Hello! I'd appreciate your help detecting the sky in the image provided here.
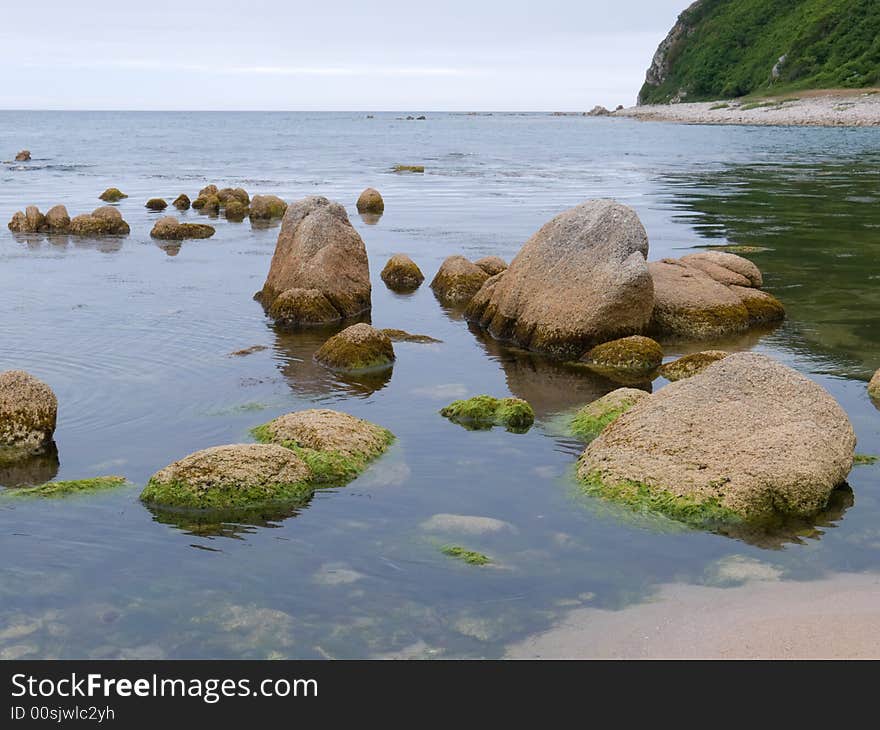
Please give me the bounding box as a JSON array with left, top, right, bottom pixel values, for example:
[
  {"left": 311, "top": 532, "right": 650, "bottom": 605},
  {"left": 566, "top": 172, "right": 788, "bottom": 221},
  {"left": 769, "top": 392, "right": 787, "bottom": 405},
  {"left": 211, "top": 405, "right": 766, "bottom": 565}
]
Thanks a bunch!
[{"left": 0, "top": 1, "right": 686, "bottom": 111}]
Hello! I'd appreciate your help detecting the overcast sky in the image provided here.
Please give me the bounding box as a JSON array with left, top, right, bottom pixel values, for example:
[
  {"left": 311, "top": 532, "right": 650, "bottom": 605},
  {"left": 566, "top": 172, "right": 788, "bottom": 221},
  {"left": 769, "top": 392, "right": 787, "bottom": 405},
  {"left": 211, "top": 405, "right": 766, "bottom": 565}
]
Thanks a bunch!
[{"left": 1, "top": 1, "right": 685, "bottom": 110}]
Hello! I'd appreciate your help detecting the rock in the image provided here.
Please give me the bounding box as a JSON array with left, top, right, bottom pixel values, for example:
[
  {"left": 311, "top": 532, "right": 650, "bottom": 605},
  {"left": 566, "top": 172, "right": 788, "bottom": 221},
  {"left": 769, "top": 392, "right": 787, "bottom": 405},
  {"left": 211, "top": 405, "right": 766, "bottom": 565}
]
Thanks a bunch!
[
  {"left": 99, "top": 188, "right": 127, "bottom": 202},
  {"left": 587, "top": 105, "right": 611, "bottom": 116},
  {"left": 218, "top": 187, "right": 249, "bottom": 206},
  {"left": 69, "top": 207, "right": 130, "bottom": 236},
  {"left": 474, "top": 256, "right": 508, "bottom": 276},
  {"left": 421, "top": 513, "right": 515, "bottom": 535},
  {"left": 43, "top": 205, "right": 70, "bottom": 233},
  {"left": 314, "top": 324, "right": 394, "bottom": 372},
  {"left": 379, "top": 329, "right": 441, "bottom": 344},
  {"left": 869, "top": 369, "right": 880, "bottom": 402},
  {"left": 266, "top": 288, "right": 342, "bottom": 327},
  {"left": 198, "top": 184, "right": 219, "bottom": 198},
  {"left": 466, "top": 200, "right": 654, "bottom": 359},
  {"left": 659, "top": 351, "right": 729, "bottom": 381},
  {"left": 356, "top": 188, "right": 384, "bottom": 214},
  {"left": 581, "top": 336, "right": 663, "bottom": 376},
  {"left": 381, "top": 254, "right": 424, "bottom": 292},
  {"left": 257, "top": 196, "right": 371, "bottom": 325},
  {"left": 11, "top": 476, "right": 127, "bottom": 498},
  {"left": 7, "top": 206, "right": 44, "bottom": 233},
  {"left": 192, "top": 194, "right": 220, "bottom": 214},
  {"left": 0, "top": 371, "right": 58, "bottom": 455},
  {"left": 150, "top": 216, "right": 215, "bottom": 240},
  {"left": 14, "top": 150, "right": 31, "bottom": 162},
  {"left": 172, "top": 194, "right": 191, "bottom": 210},
  {"left": 224, "top": 201, "right": 249, "bottom": 221},
  {"left": 680, "top": 251, "right": 762, "bottom": 287},
  {"left": 249, "top": 195, "right": 287, "bottom": 220},
  {"left": 430, "top": 256, "right": 490, "bottom": 304},
  {"left": 728, "top": 286, "right": 786, "bottom": 326},
  {"left": 140, "top": 444, "right": 313, "bottom": 511},
  {"left": 393, "top": 164, "right": 424, "bottom": 173},
  {"left": 145, "top": 198, "right": 168, "bottom": 211},
  {"left": 578, "top": 353, "right": 856, "bottom": 522},
  {"left": 252, "top": 408, "right": 393, "bottom": 483},
  {"left": 569, "top": 388, "right": 649, "bottom": 438},
  {"left": 440, "top": 395, "right": 535, "bottom": 432}
]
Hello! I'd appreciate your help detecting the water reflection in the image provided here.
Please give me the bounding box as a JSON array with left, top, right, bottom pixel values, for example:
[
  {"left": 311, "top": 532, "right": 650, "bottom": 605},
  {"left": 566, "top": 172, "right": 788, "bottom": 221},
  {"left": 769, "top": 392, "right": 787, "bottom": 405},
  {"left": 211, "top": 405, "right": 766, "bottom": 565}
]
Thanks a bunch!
[
  {"left": 0, "top": 443, "right": 60, "bottom": 488},
  {"left": 143, "top": 500, "right": 310, "bottom": 539}
]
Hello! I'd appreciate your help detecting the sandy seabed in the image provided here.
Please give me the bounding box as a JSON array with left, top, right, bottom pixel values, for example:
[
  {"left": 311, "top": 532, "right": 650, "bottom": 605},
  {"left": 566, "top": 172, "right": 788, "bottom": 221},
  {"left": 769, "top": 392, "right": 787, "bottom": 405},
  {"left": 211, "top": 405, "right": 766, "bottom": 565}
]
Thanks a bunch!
[
  {"left": 507, "top": 569, "right": 880, "bottom": 659},
  {"left": 615, "top": 89, "right": 880, "bottom": 127}
]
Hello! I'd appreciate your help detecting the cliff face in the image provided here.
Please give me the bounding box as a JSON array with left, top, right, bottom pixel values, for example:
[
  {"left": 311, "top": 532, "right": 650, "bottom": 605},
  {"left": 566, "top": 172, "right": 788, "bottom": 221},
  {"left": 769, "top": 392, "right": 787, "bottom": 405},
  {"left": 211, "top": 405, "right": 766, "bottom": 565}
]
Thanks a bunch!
[{"left": 638, "top": 0, "right": 880, "bottom": 105}]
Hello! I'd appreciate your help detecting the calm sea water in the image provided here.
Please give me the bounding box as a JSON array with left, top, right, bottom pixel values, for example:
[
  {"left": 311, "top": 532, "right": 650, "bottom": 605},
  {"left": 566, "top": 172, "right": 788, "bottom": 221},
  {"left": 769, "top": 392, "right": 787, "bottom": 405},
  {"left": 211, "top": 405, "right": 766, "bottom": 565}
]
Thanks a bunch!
[{"left": 0, "top": 112, "right": 878, "bottom": 659}]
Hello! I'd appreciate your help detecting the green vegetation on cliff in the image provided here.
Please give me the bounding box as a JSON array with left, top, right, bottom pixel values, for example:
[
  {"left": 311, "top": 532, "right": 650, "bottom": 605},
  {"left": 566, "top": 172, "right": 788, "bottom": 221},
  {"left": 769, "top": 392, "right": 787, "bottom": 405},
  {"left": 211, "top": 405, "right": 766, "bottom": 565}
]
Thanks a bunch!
[{"left": 639, "top": 0, "right": 880, "bottom": 104}]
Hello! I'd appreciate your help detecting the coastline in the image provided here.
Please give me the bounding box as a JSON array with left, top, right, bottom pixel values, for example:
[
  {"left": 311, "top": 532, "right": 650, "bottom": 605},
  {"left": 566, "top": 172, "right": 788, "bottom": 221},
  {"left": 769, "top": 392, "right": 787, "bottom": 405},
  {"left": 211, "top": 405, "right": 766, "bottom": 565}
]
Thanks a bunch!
[
  {"left": 614, "top": 89, "right": 880, "bottom": 127},
  {"left": 506, "top": 569, "right": 880, "bottom": 659}
]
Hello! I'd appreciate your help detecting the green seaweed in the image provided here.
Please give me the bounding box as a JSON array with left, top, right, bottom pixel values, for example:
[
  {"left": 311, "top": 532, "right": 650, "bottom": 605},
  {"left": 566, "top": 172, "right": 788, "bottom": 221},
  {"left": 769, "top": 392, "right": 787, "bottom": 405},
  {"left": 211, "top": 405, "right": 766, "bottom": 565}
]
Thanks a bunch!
[
  {"left": 570, "top": 406, "right": 630, "bottom": 439},
  {"left": 10, "top": 476, "right": 128, "bottom": 498},
  {"left": 441, "top": 545, "right": 491, "bottom": 565},
  {"left": 440, "top": 395, "right": 534, "bottom": 433},
  {"left": 853, "top": 454, "right": 878, "bottom": 465},
  {"left": 139, "top": 477, "right": 313, "bottom": 512}
]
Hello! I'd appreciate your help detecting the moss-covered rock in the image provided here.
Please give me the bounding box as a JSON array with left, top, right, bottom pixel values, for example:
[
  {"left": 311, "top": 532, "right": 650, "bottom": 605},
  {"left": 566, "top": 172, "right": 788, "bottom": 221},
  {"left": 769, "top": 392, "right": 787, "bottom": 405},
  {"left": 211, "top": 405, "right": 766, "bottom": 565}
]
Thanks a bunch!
[
  {"left": 252, "top": 409, "right": 394, "bottom": 484},
  {"left": 146, "top": 198, "right": 168, "bottom": 211},
  {"left": 249, "top": 195, "right": 288, "bottom": 220},
  {"left": 314, "top": 324, "right": 395, "bottom": 372},
  {"left": 380, "top": 254, "right": 424, "bottom": 292},
  {"left": 44, "top": 205, "right": 71, "bottom": 233},
  {"left": 430, "top": 256, "right": 490, "bottom": 304},
  {"left": 379, "top": 329, "right": 441, "bottom": 344},
  {"left": 10, "top": 476, "right": 127, "bottom": 498},
  {"left": 729, "top": 286, "right": 786, "bottom": 326},
  {"left": 581, "top": 336, "right": 663, "bottom": 376},
  {"left": 440, "top": 395, "right": 535, "bottom": 433},
  {"left": 172, "top": 194, "right": 191, "bottom": 210},
  {"left": 69, "top": 207, "right": 131, "bottom": 236},
  {"left": 474, "top": 256, "right": 508, "bottom": 276},
  {"left": 356, "top": 187, "right": 384, "bottom": 214},
  {"left": 569, "top": 388, "right": 649, "bottom": 438},
  {"left": 266, "top": 288, "right": 342, "bottom": 328},
  {"left": 192, "top": 194, "right": 220, "bottom": 214},
  {"left": 441, "top": 545, "right": 491, "bottom": 565},
  {"left": 99, "top": 188, "right": 128, "bottom": 202},
  {"left": 224, "top": 200, "right": 249, "bottom": 221},
  {"left": 198, "top": 184, "right": 219, "bottom": 198},
  {"left": 659, "top": 351, "right": 730, "bottom": 381},
  {"left": 7, "top": 206, "right": 45, "bottom": 233},
  {"left": 393, "top": 164, "right": 425, "bottom": 173},
  {"left": 150, "top": 217, "right": 215, "bottom": 240},
  {"left": 140, "top": 443, "right": 313, "bottom": 511},
  {"left": 0, "top": 370, "right": 57, "bottom": 455},
  {"left": 218, "top": 187, "right": 250, "bottom": 206}
]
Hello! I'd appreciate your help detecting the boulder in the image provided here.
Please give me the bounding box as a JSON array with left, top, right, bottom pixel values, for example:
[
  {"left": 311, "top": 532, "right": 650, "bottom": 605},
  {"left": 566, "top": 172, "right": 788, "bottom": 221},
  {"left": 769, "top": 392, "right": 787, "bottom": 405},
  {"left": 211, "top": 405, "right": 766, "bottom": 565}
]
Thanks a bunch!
[
  {"left": 314, "top": 324, "right": 394, "bottom": 371},
  {"left": 7, "top": 206, "right": 45, "bottom": 233},
  {"left": 249, "top": 195, "right": 287, "bottom": 220},
  {"left": 356, "top": 188, "right": 384, "bottom": 214},
  {"left": 69, "top": 206, "right": 130, "bottom": 236},
  {"left": 466, "top": 200, "right": 654, "bottom": 359},
  {"left": 224, "top": 200, "right": 249, "bottom": 221},
  {"left": 581, "top": 336, "right": 663, "bottom": 376},
  {"left": 198, "top": 184, "right": 219, "bottom": 198},
  {"left": 150, "top": 216, "right": 215, "bottom": 240},
  {"left": 569, "top": 388, "right": 649, "bottom": 438},
  {"left": 0, "top": 370, "right": 58, "bottom": 455},
  {"left": 218, "top": 187, "right": 249, "bottom": 206},
  {"left": 680, "top": 251, "right": 762, "bottom": 287},
  {"left": 474, "top": 256, "right": 508, "bottom": 276},
  {"left": 145, "top": 198, "right": 168, "bottom": 211},
  {"left": 869, "top": 369, "right": 880, "bottom": 402},
  {"left": 99, "top": 188, "right": 127, "bottom": 202},
  {"left": 14, "top": 150, "right": 31, "bottom": 162},
  {"left": 252, "top": 408, "right": 393, "bottom": 483},
  {"left": 587, "top": 105, "right": 611, "bottom": 116},
  {"left": 172, "top": 194, "right": 191, "bottom": 210},
  {"left": 440, "top": 395, "right": 534, "bottom": 433},
  {"left": 257, "top": 196, "right": 371, "bottom": 325},
  {"left": 192, "top": 194, "right": 220, "bottom": 214},
  {"left": 140, "top": 444, "right": 313, "bottom": 511},
  {"left": 44, "top": 205, "right": 71, "bottom": 233},
  {"left": 578, "top": 353, "right": 856, "bottom": 522},
  {"left": 267, "top": 288, "right": 341, "bottom": 327},
  {"left": 659, "top": 351, "right": 729, "bottom": 381},
  {"left": 381, "top": 254, "right": 424, "bottom": 292},
  {"left": 430, "top": 256, "right": 490, "bottom": 304}
]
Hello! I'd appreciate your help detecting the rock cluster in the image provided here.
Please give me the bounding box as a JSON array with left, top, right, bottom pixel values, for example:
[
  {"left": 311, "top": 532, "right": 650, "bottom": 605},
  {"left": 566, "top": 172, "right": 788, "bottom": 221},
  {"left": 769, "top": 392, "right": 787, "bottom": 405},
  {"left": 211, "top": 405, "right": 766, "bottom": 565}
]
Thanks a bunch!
[{"left": 11, "top": 205, "right": 130, "bottom": 236}]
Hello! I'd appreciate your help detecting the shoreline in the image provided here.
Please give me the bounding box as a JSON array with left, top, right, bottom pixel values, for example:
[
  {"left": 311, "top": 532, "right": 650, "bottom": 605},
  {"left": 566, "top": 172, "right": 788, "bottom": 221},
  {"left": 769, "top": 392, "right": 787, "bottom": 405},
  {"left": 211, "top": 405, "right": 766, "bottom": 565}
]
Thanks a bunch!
[
  {"left": 614, "top": 89, "right": 880, "bottom": 128},
  {"left": 506, "top": 569, "right": 880, "bottom": 659}
]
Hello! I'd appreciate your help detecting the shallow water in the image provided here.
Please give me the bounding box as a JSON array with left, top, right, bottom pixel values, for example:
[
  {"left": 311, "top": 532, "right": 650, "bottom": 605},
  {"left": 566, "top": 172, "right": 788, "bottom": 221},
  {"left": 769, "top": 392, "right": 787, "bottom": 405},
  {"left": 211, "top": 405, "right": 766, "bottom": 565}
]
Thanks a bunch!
[{"left": 0, "top": 112, "right": 878, "bottom": 659}]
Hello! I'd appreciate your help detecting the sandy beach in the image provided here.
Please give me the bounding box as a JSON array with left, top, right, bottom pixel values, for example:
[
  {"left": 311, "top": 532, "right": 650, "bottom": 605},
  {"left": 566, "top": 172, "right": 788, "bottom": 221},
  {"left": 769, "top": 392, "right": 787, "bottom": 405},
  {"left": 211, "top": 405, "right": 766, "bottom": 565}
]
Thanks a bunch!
[
  {"left": 615, "top": 89, "right": 880, "bottom": 127},
  {"left": 507, "top": 567, "right": 880, "bottom": 659}
]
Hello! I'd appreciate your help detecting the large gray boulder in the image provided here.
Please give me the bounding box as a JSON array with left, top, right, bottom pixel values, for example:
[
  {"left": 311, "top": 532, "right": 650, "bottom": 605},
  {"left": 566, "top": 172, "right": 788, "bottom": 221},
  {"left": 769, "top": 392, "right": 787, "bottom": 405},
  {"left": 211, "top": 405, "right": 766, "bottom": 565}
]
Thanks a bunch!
[
  {"left": 257, "top": 196, "right": 371, "bottom": 325},
  {"left": 466, "top": 200, "right": 654, "bottom": 359},
  {"left": 578, "top": 353, "right": 855, "bottom": 522}
]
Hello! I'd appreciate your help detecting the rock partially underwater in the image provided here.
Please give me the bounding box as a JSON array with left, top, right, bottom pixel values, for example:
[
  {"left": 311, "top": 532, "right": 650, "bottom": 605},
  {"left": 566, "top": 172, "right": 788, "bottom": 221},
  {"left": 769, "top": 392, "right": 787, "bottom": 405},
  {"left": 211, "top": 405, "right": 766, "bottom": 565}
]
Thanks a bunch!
[
  {"left": 659, "top": 351, "right": 729, "bottom": 381},
  {"left": 431, "top": 256, "right": 490, "bottom": 305},
  {"left": 356, "top": 187, "right": 384, "bottom": 214},
  {"left": 249, "top": 195, "right": 287, "bottom": 221},
  {"left": 581, "top": 336, "right": 663, "bottom": 380},
  {"left": 0, "top": 370, "right": 58, "bottom": 457},
  {"left": 314, "top": 324, "right": 395, "bottom": 372},
  {"left": 569, "top": 388, "right": 649, "bottom": 439},
  {"left": 440, "top": 395, "right": 535, "bottom": 433},
  {"left": 99, "top": 188, "right": 127, "bottom": 202},
  {"left": 381, "top": 254, "right": 424, "bottom": 292},
  {"left": 150, "top": 217, "right": 215, "bottom": 240}
]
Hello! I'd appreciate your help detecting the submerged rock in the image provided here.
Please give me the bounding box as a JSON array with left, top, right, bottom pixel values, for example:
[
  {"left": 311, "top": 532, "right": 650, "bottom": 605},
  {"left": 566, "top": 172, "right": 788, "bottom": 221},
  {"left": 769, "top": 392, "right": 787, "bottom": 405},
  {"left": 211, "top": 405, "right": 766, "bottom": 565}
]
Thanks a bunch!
[
  {"left": 145, "top": 198, "right": 168, "bottom": 211},
  {"left": 474, "top": 256, "right": 508, "bottom": 276},
  {"left": 440, "top": 395, "right": 535, "bottom": 432},
  {"left": 10, "top": 476, "right": 127, "bottom": 498},
  {"left": 249, "top": 195, "right": 287, "bottom": 220},
  {"left": 381, "top": 254, "right": 424, "bottom": 292},
  {"left": 430, "top": 256, "right": 490, "bottom": 304},
  {"left": 69, "top": 206, "right": 131, "bottom": 236},
  {"left": 99, "top": 188, "right": 127, "bottom": 202},
  {"left": 192, "top": 194, "right": 220, "bottom": 214},
  {"left": 172, "top": 194, "right": 191, "bottom": 210},
  {"left": 356, "top": 188, "right": 384, "bottom": 214},
  {"left": 257, "top": 196, "right": 371, "bottom": 325},
  {"left": 224, "top": 200, "right": 249, "bottom": 221},
  {"left": 198, "top": 184, "right": 219, "bottom": 198},
  {"left": 252, "top": 408, "right": 393, "bottom": 484},
  {"left": 578, "top": 353, "right": 856, "bottom": 523},
  {"left": 150, "top": 216, "right": 215, "bottom": 240},
  {"left": 0, "top": 370, "right": 58, "bottom": 456},
  {"left": 466, "top": 200, "right": 654, "bottom": 359},
  {"left": 581, "top": 336, "right": 663, "bottom": 377},
  {"left": 569, "top": 388, "right": 649, "bottom": 438},
  {"left": 421, "top": 513, "right": 515, "bottom": 535},
  {"left": 379, "top": 329, "right": 441, "bottom": 343},
  {"left": 314, "top": 324, "right": 394, "bottom": 372},
  {"left": 140, "top": 444, "right": 313, "bottom": 511},
  {"left": 393, "top": 164, "right": 424, "bottom": 173},
  {"left": 659, "top": 351, "right": 729, "bottom": 381},
  {"left": 14, "top": 150, "right": 31, "bottom": 162}
]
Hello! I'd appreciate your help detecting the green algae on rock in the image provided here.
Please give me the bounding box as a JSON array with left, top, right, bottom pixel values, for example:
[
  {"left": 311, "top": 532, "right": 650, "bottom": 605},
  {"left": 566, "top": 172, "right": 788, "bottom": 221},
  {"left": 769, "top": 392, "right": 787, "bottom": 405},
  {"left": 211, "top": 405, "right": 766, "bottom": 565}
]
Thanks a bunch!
[
  {"left": 430, "top": 256, "right": 490, "bottom": 305},
  {"left": 440, "top": 395, "right": 535, "bottom": 433},
  {"left": 10, "top": 476, "right": 128, "bottom": 498},
  {"left": 145, "top": 198, "right": 168, "bottom": 211},
  {"left": 853, "top": 454, "right": 878, "bottom": 465},
  {"left": 249, "top": 195, "right": 288, "bottom": 220},
  {"left": 69, "top": 206, "right": 131, "bottom": 236},
  {"left": 356, "top": 187, "right": 384, "bottom": 214},
  {"left": 440, "top": 545, "right": 491, "bottom": 566},
  {"left": 392, "top": 164, "right": 424, "bottom": 173},
  {"left": 581, "top": 335, "right": 663, "bottom": 376},
  {"left": 224, "top": 201, "right": 249, "bottom": 221},
  {"left": 659, "top": 351, "right": 729, "bottom": 381},
  {"left": 314, "top": 324, "right": 395, "bottom": 372},
  {"left": 252, "top": 408, "right": 394, "bottom": 485},
  {"left": 0, "top": 370, "right": 58, "bottom": 455},
  {"left": 98, "top": 188, "right": 128, "bottom": 202},
  {"left": 379, "top": 329, "right": 441, "bottom": 344},
  {"left": 140, "top": 443, "right": 314, "bottom": 511},
  {"left": 267, "top": 288, "right": 342, "bottom": 328},
  {"left": 380, "top": 254, "right": 424, "bottom": 292},
  {"left": 150, "top": 217, "right": 215, "bottom": 240},
  {"left": 172, "top": 194, "right": 191, "bottom": 210},
  {"left": 569, "top": 388, "right": 649, "bottom": 439}
]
